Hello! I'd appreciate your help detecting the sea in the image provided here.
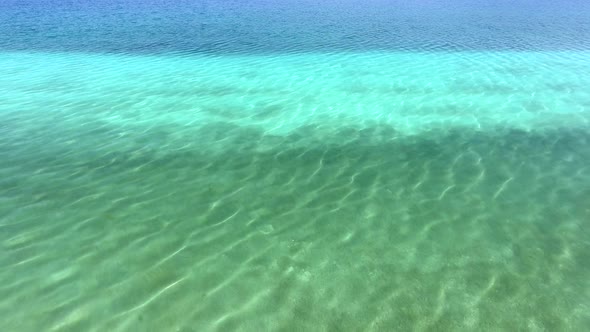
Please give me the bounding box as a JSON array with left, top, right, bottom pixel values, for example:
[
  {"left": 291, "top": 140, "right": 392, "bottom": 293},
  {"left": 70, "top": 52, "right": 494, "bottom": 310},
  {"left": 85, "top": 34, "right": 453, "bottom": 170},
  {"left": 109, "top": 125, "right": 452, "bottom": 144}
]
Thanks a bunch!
[{"left": 1, "top": 0, "right": 590, "bottom": 330}]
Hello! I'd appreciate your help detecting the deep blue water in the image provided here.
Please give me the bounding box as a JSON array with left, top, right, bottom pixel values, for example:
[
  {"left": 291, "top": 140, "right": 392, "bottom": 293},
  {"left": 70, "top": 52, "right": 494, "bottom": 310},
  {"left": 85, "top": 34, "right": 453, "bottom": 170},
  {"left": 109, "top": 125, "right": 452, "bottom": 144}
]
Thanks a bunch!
[{"left": 1, "top": 0, "right": 590, "bottom": 54}]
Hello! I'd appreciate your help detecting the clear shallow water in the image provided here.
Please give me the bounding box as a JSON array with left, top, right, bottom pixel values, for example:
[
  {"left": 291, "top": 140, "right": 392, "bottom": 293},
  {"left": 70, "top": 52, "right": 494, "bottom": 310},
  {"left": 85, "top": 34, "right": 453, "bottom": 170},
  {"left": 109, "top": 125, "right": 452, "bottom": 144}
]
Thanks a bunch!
[{"left": 1, "top": 1, "right": 590, "bottom": 331}]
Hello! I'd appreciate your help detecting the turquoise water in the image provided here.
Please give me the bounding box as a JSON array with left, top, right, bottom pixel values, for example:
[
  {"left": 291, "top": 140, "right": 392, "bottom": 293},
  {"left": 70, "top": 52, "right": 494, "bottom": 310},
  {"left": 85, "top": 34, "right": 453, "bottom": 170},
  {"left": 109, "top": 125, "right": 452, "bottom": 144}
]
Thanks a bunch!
[{"left": 2, "top": 1, "right": 590, "bottom": 331}]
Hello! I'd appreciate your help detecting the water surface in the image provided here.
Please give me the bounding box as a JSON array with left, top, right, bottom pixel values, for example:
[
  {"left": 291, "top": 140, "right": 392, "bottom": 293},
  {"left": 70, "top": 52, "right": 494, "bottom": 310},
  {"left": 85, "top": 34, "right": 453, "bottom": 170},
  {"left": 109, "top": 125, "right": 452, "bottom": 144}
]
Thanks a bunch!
[{"left": 1, "top": 1, "right": 590, "bottom": 331}]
